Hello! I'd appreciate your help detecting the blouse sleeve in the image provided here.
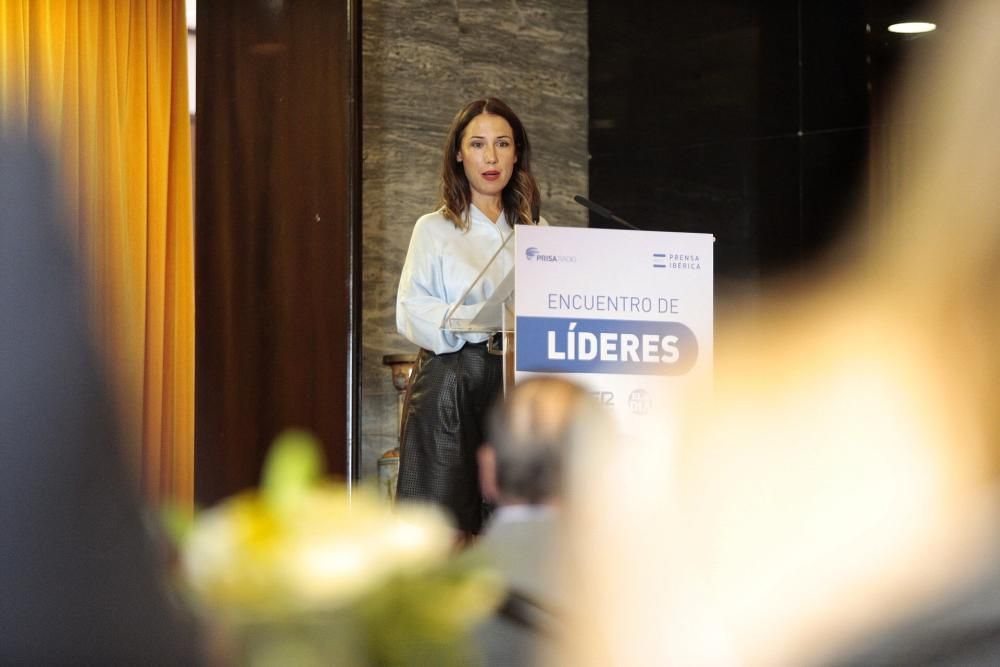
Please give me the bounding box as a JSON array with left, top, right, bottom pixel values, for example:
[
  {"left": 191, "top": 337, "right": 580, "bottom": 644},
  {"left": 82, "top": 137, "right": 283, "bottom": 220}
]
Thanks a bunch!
[{"left": 396, "top": 218, "right": 483, "bottom": 354}]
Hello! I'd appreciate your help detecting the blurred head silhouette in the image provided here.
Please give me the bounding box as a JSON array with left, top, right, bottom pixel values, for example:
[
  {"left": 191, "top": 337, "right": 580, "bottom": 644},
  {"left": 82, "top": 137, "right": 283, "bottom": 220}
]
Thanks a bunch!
[
  {"left": 0, "top": 137, "right": 201, "bottom": 664},
  {"left": 480, "top": 376, "right": 606, "bottom": 507}
]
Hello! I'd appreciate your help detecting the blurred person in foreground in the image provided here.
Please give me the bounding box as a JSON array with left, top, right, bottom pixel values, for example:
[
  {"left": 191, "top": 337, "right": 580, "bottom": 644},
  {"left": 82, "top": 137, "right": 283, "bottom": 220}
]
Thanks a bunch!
[
  {"left": 469, "top": 376, "right": 613, "bottom": 667},
  {"left": 0, "top": 137, "right": 202, "bottom": 664},
  {"left": 562, "top": 1, "right": 1000, "bottom": 665}
]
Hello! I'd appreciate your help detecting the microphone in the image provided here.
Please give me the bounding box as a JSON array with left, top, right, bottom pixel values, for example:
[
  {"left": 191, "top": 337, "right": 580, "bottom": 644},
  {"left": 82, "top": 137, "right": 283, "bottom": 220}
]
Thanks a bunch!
[{"left": 573, "top": 195, "right": 641, "bottom": 231}]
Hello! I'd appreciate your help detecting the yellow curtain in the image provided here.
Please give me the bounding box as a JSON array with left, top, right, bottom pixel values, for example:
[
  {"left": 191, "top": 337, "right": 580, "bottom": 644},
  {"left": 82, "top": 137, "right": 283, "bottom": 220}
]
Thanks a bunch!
[{"left": 0, "top": 0, "right": 194, "bottom": 506}]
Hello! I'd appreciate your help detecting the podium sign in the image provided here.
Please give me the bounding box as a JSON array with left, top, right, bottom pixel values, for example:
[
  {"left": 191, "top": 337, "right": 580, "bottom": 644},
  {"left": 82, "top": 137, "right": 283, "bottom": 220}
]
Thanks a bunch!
[{"left": 515, "top": 225, "right": 713, "bottom": 434}]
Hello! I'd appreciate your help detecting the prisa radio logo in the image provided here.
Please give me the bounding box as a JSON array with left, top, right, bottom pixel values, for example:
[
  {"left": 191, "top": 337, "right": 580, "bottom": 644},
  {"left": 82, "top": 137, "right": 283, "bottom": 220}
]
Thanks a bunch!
[{"left": 525, "top": 246, "right": 577, "bottom": 263}]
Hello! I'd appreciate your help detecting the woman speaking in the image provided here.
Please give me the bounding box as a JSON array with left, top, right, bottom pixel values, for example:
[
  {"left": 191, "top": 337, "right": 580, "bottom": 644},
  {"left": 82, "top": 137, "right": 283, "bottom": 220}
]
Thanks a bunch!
[{"left": 395, "top": 97, "right": 544, "bottom": 541}]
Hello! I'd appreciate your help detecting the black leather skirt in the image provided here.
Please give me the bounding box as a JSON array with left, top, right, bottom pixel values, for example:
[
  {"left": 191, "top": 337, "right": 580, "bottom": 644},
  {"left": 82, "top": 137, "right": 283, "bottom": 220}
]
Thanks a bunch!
[{"left": 396, "top": 342, "right": 502, "bottom": 534}]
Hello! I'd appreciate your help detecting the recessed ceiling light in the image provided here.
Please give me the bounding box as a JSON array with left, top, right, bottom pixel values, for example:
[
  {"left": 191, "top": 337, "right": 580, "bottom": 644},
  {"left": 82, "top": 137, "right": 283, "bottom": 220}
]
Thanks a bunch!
[{"left": 888, "top": 22, "right": 936, "bottom": 34}]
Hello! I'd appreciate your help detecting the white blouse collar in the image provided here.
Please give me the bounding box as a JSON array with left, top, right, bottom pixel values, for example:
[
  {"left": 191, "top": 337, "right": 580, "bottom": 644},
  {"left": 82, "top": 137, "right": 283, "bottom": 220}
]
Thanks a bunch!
[{"left": 469, "top": 203, "right": 510, "bottom": 230}]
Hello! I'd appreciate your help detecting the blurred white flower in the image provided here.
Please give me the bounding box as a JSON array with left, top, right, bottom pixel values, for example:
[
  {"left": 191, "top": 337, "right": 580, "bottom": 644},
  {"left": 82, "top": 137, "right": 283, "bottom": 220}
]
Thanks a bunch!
[{"left": 174, "top": 430, "right": 501, "bottom": 667}]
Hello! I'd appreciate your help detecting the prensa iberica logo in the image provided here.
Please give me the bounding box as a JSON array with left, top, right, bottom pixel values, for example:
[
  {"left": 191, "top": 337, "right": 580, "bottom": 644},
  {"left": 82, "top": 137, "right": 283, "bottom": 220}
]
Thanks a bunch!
[
  {"left": 525, "top": 246, "right": 577, "bottom": 263},
  {"left": 652, "top": 251, "right": 702, "bottom": 270}
]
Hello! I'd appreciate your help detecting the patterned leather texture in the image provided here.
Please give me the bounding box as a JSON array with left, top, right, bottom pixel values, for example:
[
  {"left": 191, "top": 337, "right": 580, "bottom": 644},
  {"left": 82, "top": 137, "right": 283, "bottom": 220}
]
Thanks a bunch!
[{"left": 397, "top": 344, "right": 502, "bottom": 533}]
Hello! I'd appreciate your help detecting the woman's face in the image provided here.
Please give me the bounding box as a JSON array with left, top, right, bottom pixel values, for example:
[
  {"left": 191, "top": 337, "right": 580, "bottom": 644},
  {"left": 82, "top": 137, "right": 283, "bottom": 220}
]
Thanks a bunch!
[{"left": 456, "top": 112, "right": 518, "bottom": 206}]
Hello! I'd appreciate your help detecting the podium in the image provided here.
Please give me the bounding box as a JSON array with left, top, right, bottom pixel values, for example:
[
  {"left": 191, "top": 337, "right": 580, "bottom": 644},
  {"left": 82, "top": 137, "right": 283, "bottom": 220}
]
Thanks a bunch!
[
  {"left": 443, "top": 224, "right": 714, "bottom": 433},
  {"left": 442, "top": 232, "right": 518, "bottom": 397}
]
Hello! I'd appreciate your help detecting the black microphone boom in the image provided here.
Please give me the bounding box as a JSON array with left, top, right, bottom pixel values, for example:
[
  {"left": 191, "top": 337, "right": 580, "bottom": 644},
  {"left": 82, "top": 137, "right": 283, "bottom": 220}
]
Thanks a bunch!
[{"left": 573, "top": 195, "right": 641, "bottom": 231}]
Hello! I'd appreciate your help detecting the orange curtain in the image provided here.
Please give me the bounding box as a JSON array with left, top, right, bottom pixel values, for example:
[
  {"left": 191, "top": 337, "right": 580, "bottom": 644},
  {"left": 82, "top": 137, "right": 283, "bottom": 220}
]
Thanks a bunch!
[{"left": 0, "top": 0, "right": 194, "bottom": 506}]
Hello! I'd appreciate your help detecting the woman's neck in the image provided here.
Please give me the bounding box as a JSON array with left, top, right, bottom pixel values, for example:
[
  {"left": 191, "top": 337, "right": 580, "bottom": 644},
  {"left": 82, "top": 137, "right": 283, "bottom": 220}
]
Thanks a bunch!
[{"left": 472, "top": 195, "right": 503, "bottom": 223}]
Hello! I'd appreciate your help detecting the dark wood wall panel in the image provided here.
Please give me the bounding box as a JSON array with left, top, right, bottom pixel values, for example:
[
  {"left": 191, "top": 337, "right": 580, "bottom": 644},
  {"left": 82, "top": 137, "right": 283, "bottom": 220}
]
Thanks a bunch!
[{"left": 195, "top": 0, "right": 360, "bottom": 504}]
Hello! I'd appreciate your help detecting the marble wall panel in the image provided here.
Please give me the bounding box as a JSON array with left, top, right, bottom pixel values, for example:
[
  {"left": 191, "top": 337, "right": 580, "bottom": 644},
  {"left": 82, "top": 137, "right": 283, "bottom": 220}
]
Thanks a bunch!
[{"left": 360, "top": 0, "right": 588, "bottom": 479}]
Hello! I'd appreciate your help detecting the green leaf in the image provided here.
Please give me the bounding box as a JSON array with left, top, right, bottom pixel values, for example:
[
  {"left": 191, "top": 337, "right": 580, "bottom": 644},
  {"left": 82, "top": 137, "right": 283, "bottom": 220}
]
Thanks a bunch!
[
  {"left": 159, "top": 501, "right": 197, "bottom": 546},
  {"left": 261, "top": 429, "right": 324, "bottom": 514}
]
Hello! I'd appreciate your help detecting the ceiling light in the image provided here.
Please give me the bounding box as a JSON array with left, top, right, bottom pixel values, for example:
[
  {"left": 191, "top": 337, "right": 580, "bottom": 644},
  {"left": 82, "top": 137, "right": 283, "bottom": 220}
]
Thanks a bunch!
[{"left": 888, "top": 22, "right": 936, "bottom": 34}]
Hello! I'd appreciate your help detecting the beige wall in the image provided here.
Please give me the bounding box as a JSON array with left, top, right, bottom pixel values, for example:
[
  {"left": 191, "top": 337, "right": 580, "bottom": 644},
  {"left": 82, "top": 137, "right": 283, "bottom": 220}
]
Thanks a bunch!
[{"left": 360, "top": 0, "right": 589, "bottom": 478}]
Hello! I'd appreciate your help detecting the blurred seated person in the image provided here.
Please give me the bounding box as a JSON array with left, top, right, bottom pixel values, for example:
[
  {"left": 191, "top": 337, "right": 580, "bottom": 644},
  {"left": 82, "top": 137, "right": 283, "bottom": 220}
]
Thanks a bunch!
[
  {"left": 0, "top": 137, "right": 202, "bottom": 664},
  {"left": 469, "top": 376, "right": 612, "bottom": 667}
]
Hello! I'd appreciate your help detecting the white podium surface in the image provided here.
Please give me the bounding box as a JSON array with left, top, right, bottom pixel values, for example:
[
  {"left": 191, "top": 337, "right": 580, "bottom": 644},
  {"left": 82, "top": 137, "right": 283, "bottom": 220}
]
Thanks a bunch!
[{"left": 514, "top": 225, "right": 714, "bottom": 435}]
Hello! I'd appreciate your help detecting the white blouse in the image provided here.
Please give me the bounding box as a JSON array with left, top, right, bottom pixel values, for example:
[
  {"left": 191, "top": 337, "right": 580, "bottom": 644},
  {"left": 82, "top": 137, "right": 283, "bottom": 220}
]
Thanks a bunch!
[{"left": 397, "top": 205, "right": 535, "bottom": 354}]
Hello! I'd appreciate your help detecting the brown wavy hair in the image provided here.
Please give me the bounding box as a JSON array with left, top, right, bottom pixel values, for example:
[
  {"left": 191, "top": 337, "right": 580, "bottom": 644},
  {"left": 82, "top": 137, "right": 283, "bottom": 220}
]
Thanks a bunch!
[{"left": 439, "top": 97, "right": 541, "bottom": 230}]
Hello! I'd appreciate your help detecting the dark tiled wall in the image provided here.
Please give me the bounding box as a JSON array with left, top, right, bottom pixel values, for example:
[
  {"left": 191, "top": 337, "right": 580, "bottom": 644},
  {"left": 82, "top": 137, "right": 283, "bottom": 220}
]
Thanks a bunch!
[{"left": 589, "top": 0, "right": 936, "bottom": 288}]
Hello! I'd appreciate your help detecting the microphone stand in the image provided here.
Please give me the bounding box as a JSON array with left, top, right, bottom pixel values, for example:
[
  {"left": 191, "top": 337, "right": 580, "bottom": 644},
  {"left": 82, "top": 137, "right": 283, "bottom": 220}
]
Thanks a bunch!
[{"left": 573, "top": 195, "right": 641, "bottom": 231}]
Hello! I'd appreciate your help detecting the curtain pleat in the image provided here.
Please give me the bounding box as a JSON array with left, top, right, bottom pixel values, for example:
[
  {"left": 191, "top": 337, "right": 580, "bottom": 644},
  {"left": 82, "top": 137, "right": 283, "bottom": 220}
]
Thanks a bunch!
[{"left": 0, "top": 0, "right": 194, "bottom": 506}]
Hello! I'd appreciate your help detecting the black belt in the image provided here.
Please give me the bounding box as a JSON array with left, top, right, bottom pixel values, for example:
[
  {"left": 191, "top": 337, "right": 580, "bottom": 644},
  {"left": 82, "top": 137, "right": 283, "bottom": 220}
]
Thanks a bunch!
[{"left": 456, "top": 332, "right": 504, "bottom": 353}]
